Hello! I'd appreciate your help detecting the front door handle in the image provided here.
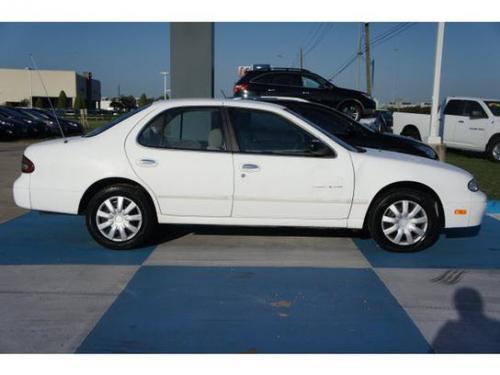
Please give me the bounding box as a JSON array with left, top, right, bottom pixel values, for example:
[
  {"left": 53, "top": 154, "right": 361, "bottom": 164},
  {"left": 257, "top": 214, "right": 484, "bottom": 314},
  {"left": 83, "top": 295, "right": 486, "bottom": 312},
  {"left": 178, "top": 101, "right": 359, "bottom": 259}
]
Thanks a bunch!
[
  {"left": 241, "top": 163, "right": 260, "bottom": 172},
  {"left": 458, "top": 120, "right": 464, "bottom": 123},
  {"left": 302, "top": 91, "right": 310, "bottom": 95},
  {"left": 137, "top": 158, "right": 158, "bottom": 167},
  {"left": 267, "top": 88, "right": 276, "bottom": 92}
]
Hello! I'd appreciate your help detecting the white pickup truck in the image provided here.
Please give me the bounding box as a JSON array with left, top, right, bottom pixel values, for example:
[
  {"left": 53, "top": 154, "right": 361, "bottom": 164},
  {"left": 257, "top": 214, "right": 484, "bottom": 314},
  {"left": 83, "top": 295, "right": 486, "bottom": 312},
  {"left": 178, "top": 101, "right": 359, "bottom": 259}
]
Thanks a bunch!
[{"left": 393, "top": 97, "right": 500, "bottom": 161}]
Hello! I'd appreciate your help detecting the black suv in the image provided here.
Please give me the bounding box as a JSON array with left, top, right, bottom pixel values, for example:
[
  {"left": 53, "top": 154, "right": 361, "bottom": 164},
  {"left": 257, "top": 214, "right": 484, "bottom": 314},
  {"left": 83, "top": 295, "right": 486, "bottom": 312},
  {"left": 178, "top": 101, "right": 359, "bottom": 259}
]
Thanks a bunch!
[{"left": 233, "top": 67, "right": 376, "bottom": 121}]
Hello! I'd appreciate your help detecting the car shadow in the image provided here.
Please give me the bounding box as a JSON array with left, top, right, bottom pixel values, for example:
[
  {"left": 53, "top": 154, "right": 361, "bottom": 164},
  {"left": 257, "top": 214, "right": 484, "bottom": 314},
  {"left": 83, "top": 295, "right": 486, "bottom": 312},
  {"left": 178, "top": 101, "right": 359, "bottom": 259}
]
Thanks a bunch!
[
  {"left": 147, "top": 223, "right": 369, "bottom": 246},
  {"left": 432, "top": 287, "right": 500, "bottom": 353}
]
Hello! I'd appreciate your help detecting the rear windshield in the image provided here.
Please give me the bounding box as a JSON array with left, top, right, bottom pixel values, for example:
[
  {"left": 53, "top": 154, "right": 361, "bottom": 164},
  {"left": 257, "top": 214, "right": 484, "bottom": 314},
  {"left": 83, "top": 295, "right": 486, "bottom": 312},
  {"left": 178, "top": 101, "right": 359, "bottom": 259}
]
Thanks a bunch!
[{"left": 84, "top": 104, "right": 152, "bottom": 137}]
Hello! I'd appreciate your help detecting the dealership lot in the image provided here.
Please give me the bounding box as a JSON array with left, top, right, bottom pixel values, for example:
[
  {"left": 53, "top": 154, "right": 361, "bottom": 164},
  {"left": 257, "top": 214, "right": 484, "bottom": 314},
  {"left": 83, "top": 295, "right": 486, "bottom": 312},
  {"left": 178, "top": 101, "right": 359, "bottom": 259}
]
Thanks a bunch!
[{"left": 1, "top": 142, "right": 500, "bottom": 353}]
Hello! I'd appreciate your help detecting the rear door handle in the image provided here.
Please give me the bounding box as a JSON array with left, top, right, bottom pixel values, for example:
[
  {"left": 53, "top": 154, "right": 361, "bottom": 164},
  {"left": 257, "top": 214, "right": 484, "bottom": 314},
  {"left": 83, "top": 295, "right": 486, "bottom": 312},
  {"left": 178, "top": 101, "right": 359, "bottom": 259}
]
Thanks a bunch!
[
  {"left": 137, "top": 158, "right": 158, "bottom": 167},
  {"left": 241, "top": 163, "right": 260, "bottom": 172}
]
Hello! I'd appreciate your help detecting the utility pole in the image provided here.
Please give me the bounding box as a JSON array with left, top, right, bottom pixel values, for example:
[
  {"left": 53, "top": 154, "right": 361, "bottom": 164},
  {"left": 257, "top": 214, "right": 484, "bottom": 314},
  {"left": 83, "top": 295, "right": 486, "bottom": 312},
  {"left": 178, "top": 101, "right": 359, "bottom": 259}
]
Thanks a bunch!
[
  {"left": 299, "top": 47, "right": 304, "bottom": 69},
  {"left": 364, "top": 23, "right": 372, "bottom": 95},
  {"left": 428, "top": 22, "right": 446, "bottom": 160},
  {"left": 356, "top": 25, "right": 362, "bottom": 90}
]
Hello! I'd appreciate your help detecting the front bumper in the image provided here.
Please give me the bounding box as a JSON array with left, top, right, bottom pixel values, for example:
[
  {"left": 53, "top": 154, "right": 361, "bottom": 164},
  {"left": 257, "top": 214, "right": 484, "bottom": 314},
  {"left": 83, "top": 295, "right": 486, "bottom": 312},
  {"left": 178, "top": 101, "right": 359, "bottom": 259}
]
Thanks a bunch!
[{"left": 443, "top": 191, "right": 487, "bottom": 229}]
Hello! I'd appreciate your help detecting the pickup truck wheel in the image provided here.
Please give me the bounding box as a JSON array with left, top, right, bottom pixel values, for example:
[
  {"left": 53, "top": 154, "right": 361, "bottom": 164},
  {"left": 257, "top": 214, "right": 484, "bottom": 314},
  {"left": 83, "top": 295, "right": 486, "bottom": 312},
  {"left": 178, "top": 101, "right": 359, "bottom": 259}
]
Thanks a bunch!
[
  {"left": 339, "top": 102, "right": 363, "bottom": 121},
  {"left": 86, "top": 184, "right": 156, "bottom": 250},
  {"left": 368, "top": 189, "right": 441, "bottom": 252},
  {"left": 486, "top": 137, "right": 500, "bottom": 162},
  {"left": 401, "top": 126, "right": 421, "bottom": 141}
]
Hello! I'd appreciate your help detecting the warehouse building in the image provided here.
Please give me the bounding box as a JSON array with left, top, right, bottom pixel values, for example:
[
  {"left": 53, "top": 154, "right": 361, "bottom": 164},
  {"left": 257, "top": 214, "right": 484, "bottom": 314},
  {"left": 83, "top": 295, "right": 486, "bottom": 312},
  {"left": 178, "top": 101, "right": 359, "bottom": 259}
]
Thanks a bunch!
[{"left": 0, "top": 68, "right": 101, "bottom": 109}]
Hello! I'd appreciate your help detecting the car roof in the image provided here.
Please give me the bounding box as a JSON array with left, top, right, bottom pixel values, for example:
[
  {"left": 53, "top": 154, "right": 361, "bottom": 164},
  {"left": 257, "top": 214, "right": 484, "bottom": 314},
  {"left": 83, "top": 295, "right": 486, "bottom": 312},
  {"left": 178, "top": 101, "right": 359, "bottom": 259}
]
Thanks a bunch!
[
  {"left": 149, "top": 98, "right": 287, "bottom": 111},
  {"left": 447, "top": 96, "right": 500, "bottom": 102}
]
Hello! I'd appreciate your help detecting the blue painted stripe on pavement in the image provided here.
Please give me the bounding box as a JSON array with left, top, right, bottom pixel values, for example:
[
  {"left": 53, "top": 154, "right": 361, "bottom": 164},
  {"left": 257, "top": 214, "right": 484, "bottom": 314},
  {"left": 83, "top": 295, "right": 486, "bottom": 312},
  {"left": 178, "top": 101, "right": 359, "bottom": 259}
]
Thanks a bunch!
[
  {"left": 77, "top": 266, "right": 431, "bottom": 353},
  {"left": 354, "top": 215, "right": 500, "bottom": 269},
  {"left": 487, "top": 201, "right": 500, "bottom": 214},
  {"left": 0, "top": 212, "right": 154, "bottom": 265}
]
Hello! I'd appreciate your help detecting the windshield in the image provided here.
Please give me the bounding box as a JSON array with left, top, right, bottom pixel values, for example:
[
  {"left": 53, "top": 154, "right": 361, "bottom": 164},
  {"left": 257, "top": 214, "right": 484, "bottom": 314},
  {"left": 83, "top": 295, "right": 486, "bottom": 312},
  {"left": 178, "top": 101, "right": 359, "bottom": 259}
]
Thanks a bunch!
[
  {"left": 485, "top": 101, "right": 500, "bottom": 116},
  {"left": 84, "top": 104, "right": 152, "bottom": 137},
  {"left": 282, "top": 102, "right": 374, "bottom": 138}
]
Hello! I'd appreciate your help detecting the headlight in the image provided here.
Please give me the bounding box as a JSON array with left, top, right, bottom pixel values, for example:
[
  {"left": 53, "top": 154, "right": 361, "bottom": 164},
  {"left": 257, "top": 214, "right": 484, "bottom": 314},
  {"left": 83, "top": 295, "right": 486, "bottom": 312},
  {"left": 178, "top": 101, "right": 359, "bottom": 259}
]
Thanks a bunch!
[
  {"left": 468, "top": 179, "right": 479, "bottom": 192},
  {"left": 415, "top": 144, "right": 438, "bottom": 159}
]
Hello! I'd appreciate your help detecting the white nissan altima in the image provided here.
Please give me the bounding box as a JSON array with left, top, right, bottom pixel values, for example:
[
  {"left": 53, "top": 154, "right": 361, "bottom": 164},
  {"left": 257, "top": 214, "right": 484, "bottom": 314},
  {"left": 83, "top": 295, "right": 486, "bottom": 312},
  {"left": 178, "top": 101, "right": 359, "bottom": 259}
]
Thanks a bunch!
[{"left": 13, "top": 99, "right": 487, "bottom": 252}]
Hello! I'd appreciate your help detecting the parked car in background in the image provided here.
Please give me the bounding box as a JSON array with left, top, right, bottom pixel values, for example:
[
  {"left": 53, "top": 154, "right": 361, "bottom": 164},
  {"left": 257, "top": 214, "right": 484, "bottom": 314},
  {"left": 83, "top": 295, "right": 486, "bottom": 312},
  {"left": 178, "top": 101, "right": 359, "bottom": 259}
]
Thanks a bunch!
[
  {"left": 250, "top": 97, "right": 438, "bottom": 160},
  {"left": 393, "top": 97, "right": 500, "bottom": 162},
  {"left": 25, "top": 108, "right": 83, "bottom": 136},
  {"left": 0, "top": 115, "right": 22, "bottom": 140},
  {"left": 0, "top": 107, "right": 46, "bottom": 138},
  {"left": 14, "top": 99, "right": 485, "bottom": 253},
  {"left": 233, "top": 67, "right": 376, "bottom": 121}
]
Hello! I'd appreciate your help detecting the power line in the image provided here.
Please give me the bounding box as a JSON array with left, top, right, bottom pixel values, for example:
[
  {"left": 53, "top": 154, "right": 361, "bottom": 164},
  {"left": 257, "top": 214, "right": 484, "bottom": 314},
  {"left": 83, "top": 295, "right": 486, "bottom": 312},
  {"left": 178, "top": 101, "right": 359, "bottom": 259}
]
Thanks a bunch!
[{"left": 327, "top": 23, "right": 416, "bottom": 81}]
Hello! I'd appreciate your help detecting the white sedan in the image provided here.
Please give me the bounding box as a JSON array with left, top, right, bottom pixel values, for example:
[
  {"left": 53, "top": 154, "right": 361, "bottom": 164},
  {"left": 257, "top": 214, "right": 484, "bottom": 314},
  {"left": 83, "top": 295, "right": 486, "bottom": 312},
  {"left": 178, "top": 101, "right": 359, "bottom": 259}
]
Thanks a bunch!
[{"left": 13, "top": 99, "right": 487, "bottom": 252}]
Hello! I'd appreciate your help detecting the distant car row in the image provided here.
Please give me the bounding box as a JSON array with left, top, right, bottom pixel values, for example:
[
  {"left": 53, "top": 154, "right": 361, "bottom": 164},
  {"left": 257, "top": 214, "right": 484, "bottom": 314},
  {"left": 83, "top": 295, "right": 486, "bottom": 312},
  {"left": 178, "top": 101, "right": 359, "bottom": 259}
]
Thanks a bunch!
[{"left": 0, "top": 106, "right": 83, "bottom": 140}]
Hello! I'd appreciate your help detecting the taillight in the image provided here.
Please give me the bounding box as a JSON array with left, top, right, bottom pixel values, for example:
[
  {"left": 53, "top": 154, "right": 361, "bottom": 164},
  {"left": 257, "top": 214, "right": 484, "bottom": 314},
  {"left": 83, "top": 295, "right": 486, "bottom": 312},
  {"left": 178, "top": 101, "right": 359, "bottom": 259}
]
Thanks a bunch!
[
  {"left": 21, "top": 155, "right": 35, "bottom": 174},
  {"left": 233, "top": 83, "right": 249, "bottom": 95}
]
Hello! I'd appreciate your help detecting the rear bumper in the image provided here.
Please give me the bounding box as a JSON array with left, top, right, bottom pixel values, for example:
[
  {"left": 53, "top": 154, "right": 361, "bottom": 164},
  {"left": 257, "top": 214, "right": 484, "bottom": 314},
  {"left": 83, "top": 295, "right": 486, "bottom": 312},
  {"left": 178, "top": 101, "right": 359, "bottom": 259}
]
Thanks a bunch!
[{"left": 13, "top": 174, "right": 31, "bottom": 209}]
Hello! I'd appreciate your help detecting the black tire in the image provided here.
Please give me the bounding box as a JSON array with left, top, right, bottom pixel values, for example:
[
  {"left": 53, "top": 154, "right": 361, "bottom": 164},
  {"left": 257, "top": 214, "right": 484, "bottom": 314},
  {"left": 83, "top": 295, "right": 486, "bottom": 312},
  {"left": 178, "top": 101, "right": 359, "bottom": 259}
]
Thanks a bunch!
[
  {"left": 85, "top": 184, "right": 157, "bottom": 250},
  {"left": 368, "top": 188, "right": 441, "bottom": 252},
  {"left": 338, "top": 101, "right": 363, "bottom": 121},
  {"left": 486, "top": 137, "right": 500, "bottom": 162},
  {"left": 401, "top": 126, "right": 421, "bottom": 141}
]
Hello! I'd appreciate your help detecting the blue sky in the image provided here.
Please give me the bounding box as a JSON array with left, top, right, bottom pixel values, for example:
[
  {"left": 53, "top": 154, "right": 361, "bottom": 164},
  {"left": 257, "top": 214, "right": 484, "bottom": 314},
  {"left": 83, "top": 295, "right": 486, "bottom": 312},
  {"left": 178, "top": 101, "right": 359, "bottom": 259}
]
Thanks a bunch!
[{"left": 0, "top": 22, "right": 499, "bottom": 103}]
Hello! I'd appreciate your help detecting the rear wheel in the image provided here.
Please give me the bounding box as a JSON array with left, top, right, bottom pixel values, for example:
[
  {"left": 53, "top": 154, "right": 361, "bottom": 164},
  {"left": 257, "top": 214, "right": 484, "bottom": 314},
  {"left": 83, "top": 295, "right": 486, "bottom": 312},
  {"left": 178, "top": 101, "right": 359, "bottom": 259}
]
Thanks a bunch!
[
  {"left": 486, "top": 137, "right": 500, "bottom": 162},
  {"left": 368, "top": 188, "right": 441, "bottom": 252},
  {"left": 401, "top": 126, "right": 421, "bottom": 141},
  {"left": 86, "top": 184, "right": 156, "bottom": 250}
]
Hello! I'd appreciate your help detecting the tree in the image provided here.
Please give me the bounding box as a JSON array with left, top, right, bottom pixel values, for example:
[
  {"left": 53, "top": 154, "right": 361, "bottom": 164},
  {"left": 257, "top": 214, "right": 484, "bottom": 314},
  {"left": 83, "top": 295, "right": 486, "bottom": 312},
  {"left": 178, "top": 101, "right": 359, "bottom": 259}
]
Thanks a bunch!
[
  {"left": 138, "top": 93, "right": 148, "bottom": 107},
  {"left": 73, "top": 94, "right": 85, "bottom": 111},
  {"left": 57, "top": 90, "right": 68, "bottom": 109},
  {"left": 34, "top": 97, "right": 44, "bottom": 108},
  {"left": 120, "top": 95, "right": 137, "bottom": 111},
  {"left": 19, "top": 98, "right": 30, "bottom": 106}
]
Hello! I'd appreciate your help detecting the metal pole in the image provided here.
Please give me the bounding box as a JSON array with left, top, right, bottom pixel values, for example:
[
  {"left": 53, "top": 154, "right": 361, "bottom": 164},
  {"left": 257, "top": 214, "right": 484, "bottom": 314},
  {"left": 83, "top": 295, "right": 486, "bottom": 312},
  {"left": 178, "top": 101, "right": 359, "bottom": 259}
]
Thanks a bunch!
[
  {"left": 160, "top": 71, "right": 169, "bottom": 100},
  {"left": 428, "top": 22, "right": 446, "bottom": 159},
  {"left": 299, "top": 48, "right": 303, "bottom": 69},
  {"left": 364, "top": 23, "right": 372, "bottom": 95}
]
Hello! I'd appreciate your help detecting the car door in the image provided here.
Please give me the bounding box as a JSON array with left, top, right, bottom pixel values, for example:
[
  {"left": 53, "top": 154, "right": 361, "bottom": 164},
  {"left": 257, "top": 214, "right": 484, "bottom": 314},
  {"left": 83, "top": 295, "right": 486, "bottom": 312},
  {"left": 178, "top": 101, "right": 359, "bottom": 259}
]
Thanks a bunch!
[
  {"left": 299, "top": 73, "right": 329, "bottom": 105},
  {"left": 125, "top": 106, "right": 234, "bottom": 217},
  {"left": 453, "top": 100, "right": 490, "bottom": 149},
  {"left": 226, "top": 106, "right": 354, "bottom": 220},
  {"left": 442, "top": 99, "right": 466, "bottom": 147},
  {"left": 260, "top": 72, "right": 302, "bottom": 98}
]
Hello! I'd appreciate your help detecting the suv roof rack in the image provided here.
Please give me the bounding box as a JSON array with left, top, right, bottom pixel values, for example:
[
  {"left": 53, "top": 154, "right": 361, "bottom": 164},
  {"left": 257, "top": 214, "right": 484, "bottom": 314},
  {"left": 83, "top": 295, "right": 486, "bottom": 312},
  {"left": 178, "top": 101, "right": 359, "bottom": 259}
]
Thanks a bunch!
[{"left": 249, "top": 66, "right": 311, "bottom": 73}]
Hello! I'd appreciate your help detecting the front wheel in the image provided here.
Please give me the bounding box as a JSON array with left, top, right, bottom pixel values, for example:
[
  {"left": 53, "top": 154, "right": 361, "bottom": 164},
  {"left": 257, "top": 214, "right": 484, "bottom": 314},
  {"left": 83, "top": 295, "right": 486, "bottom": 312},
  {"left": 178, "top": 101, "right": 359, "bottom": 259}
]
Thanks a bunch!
[
  {"left": 338, "top": 101, "right": 363, "bottom": 121},
  {"left": 368, "top": 189, "right": 441, "bottom": 252},
  {"left": 86, "top": 184, "right": 157, "bottom": 250}
]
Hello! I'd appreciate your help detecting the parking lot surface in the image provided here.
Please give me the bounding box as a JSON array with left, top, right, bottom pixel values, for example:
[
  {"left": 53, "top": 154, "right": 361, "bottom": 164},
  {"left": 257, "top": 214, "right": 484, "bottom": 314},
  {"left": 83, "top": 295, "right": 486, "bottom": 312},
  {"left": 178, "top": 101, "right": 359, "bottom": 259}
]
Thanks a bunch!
[{"left": 1, "top": 142, "right": 500, "bottom": 353}]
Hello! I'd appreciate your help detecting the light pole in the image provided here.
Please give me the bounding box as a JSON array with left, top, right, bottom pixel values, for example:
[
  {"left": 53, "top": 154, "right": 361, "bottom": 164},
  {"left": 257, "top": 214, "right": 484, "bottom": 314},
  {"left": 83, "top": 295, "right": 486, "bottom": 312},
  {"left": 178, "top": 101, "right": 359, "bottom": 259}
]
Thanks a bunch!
[
  {"left": 160, "top": 71, "right": 169, "bottom": 100},
  {"left": 428, "top": 22, "right": 446, "bottom": 160},
  {"left": 393, "top": 48, "right": 399, "bottom": 109}
]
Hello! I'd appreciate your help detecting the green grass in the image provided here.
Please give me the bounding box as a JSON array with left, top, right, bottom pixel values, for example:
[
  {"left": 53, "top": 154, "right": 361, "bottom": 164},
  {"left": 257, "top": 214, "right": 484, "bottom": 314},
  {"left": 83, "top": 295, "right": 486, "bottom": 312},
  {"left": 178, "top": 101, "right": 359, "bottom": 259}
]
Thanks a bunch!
[{"left": 446, "top": 150, "right": 500, "bottom": 200}]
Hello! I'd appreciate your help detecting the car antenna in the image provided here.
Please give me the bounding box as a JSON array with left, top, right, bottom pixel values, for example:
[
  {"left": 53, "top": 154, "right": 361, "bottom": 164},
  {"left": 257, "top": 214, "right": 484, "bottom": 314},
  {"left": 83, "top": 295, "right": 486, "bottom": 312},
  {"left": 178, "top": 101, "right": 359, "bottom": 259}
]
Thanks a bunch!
[
  {"left": 29, "top": 54, "right": 67, "bottom": 143},
  {"left": 220, "top": 89, "right": 227, "bottom": 98}
]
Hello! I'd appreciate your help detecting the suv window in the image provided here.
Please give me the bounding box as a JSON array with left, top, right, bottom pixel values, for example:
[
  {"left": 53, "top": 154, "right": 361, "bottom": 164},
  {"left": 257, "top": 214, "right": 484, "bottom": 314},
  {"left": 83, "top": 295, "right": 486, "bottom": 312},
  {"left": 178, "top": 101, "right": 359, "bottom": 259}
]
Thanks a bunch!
[
  {"left": 463, "top": 101, "right": 487, "bottom": 118},
  {"left": 138, "top": 107, "right": 226, "bottom": 151},
  {"left": 302, "top": 76, "right": 323, "bottom": 89},
  {"left": 228, "top": 108, "right": 323, "bottom": 156},
  {"left": 252, "top": 73, "right": 301, "bottom": 86}
]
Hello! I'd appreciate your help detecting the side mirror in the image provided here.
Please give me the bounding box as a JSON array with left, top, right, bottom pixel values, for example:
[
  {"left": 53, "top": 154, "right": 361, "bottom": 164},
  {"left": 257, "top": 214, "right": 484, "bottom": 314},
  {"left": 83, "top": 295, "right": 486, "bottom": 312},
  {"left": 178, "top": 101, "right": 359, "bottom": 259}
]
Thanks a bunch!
[
  {"left": 470, "top": 110, "right": 486, "bottom": 119},
  {"left": 310, "top": 139, "right": 334, "bottom": 157}
]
